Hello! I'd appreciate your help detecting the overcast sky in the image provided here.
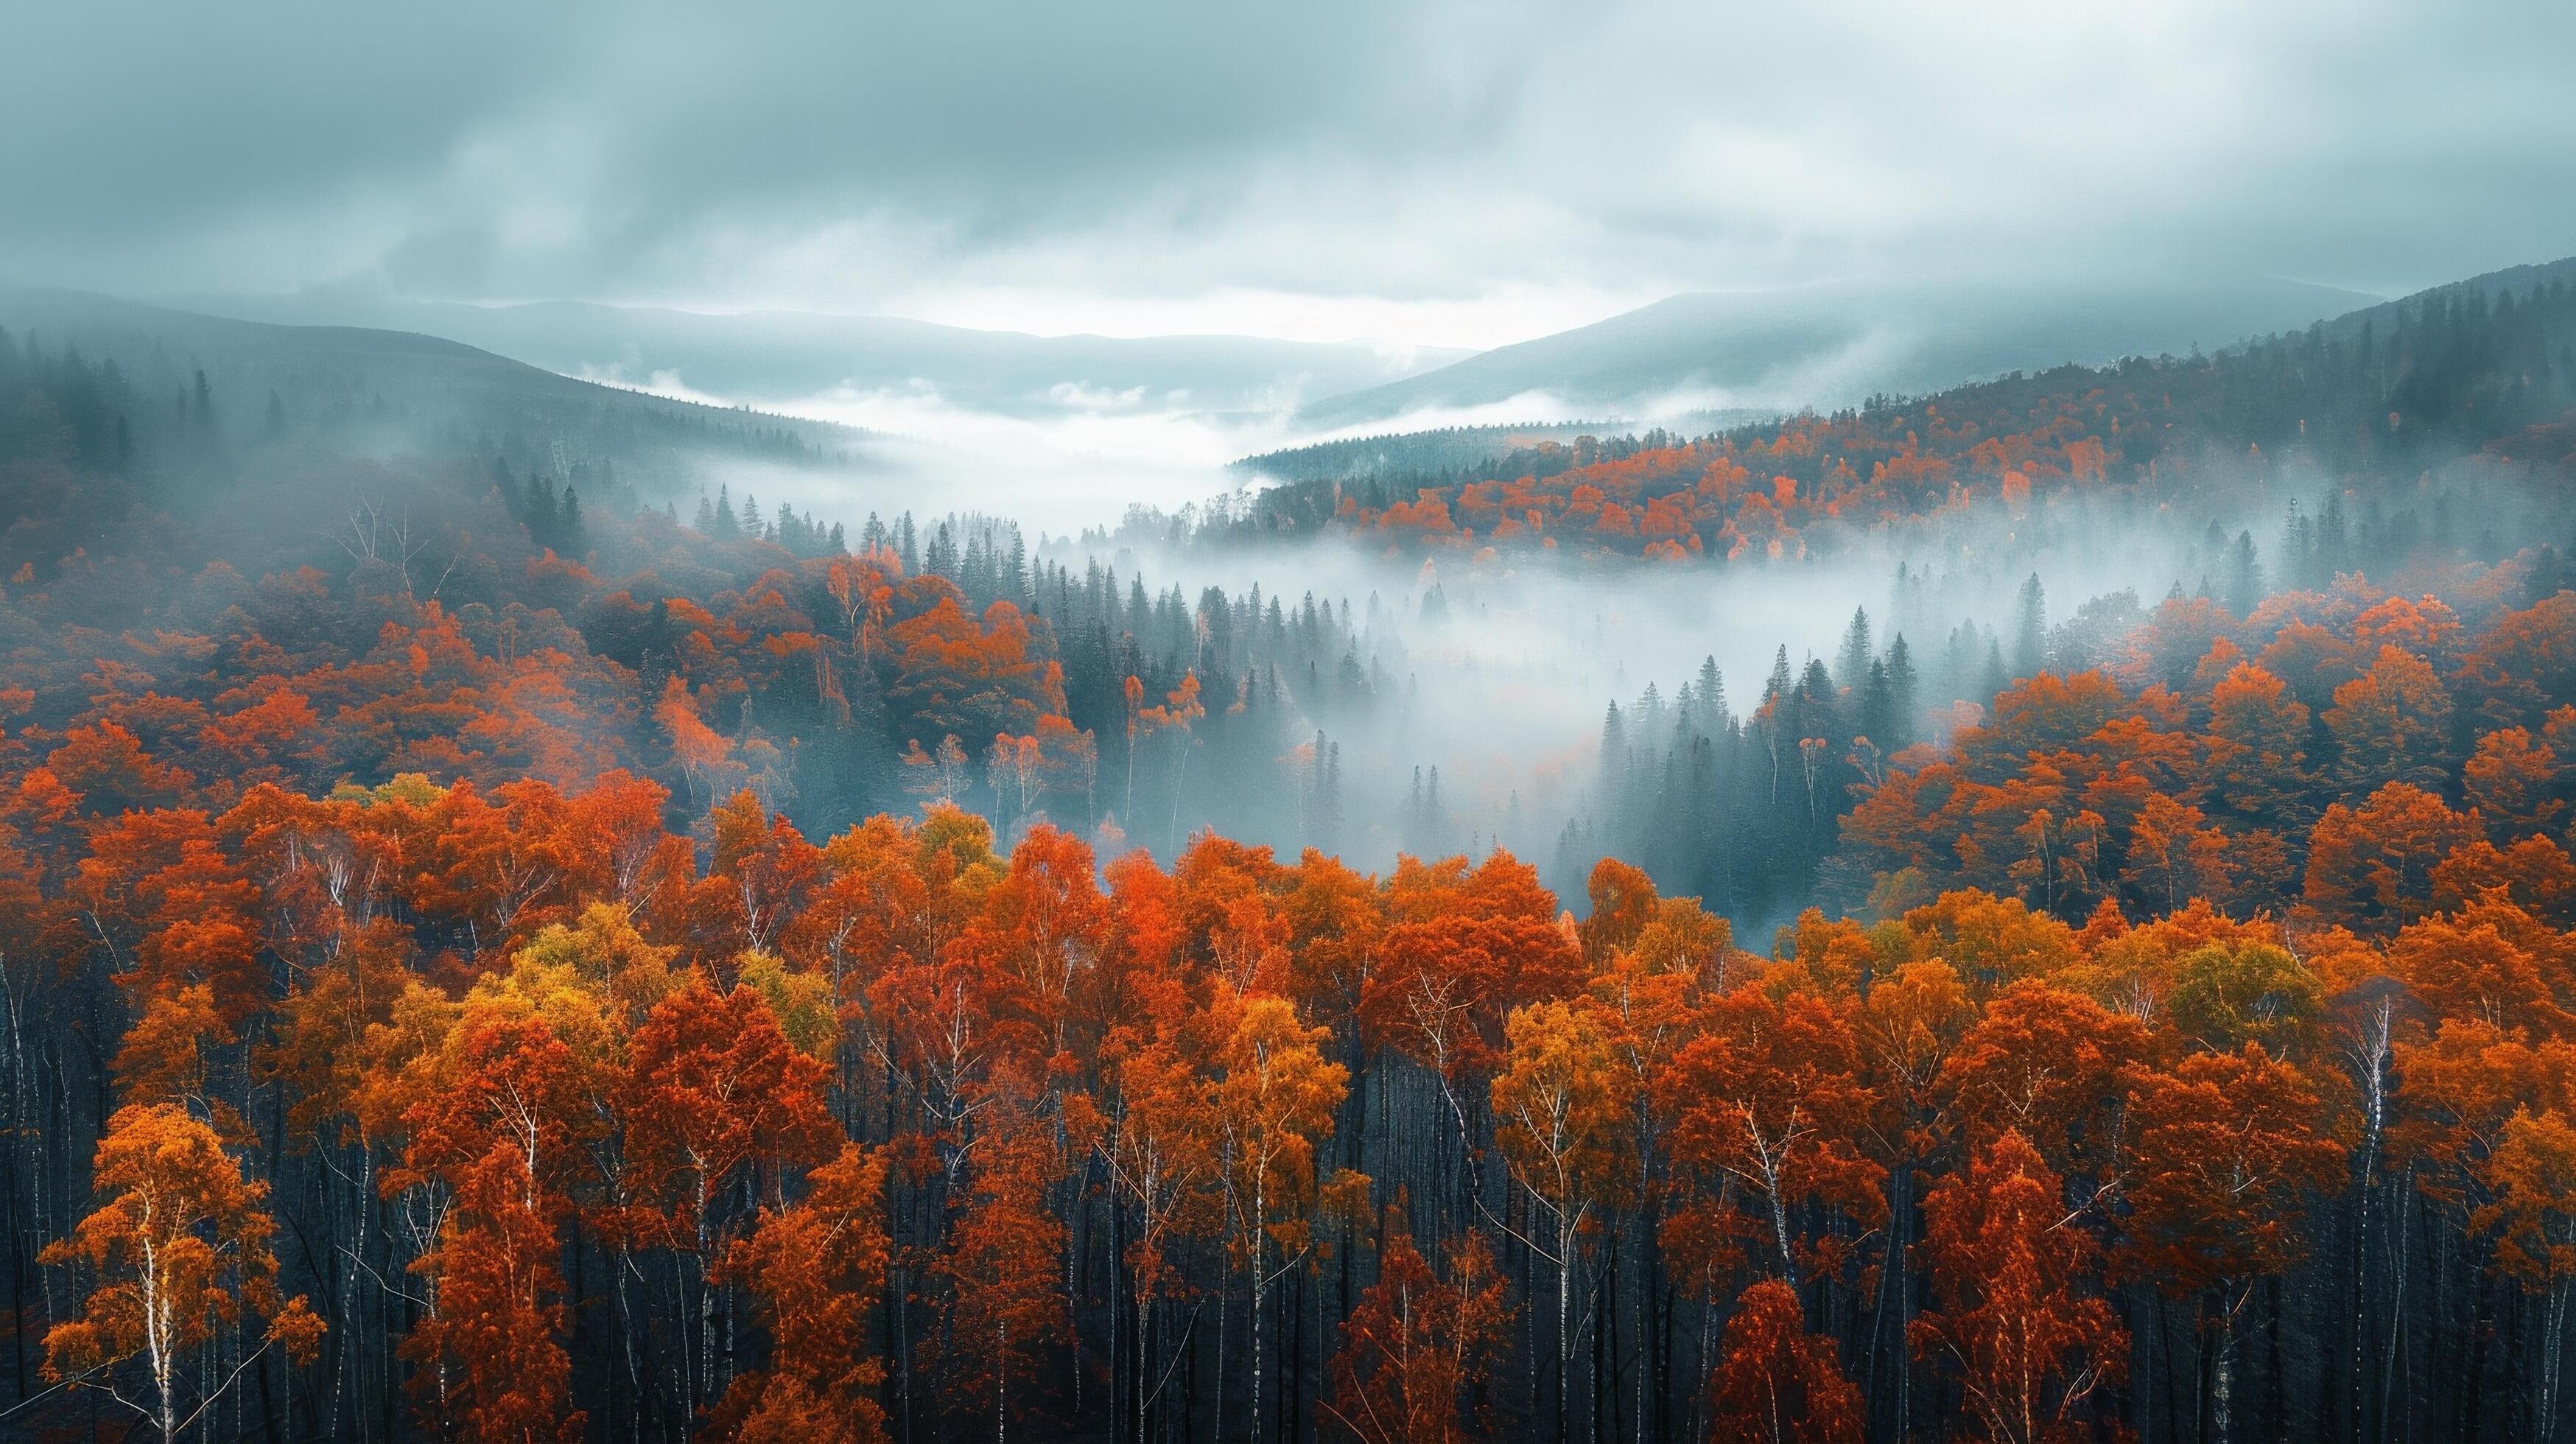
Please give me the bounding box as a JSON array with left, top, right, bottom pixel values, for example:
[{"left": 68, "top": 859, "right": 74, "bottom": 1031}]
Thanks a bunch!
[{"left": 5, "top": 0, "right": 2571, "bottom": 351}]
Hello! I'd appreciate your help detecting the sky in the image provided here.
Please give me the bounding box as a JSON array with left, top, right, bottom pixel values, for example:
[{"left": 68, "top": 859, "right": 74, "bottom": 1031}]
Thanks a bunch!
[{"left": 4, "top": 0, "right": 2572, "bottom": 353}]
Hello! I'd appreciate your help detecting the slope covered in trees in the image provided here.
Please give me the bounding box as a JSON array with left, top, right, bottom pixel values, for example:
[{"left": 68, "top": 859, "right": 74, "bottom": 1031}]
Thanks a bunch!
[
  {"left": 0, "top": 289, "right": 877, "bottom": 498},
  {"left": 1231, "top": 259, "right": 2576, "bottom": 564},
  {"left": 3, "top": 257, "right": 2576, "bottom": 1442}
]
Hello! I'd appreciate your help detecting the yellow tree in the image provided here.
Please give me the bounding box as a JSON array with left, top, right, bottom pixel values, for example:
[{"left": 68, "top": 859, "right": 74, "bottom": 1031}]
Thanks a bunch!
[
  {"left": 1489, "top": 996, "right": 1635, "bottom": 1437},
  {"left": 42, "top": 1104, "right": 324, "bottom": 1444},
  {"left": 1212, "top": 992, "right": 1348, "bottom": 1442},
  {"left": 1101, "top": 1038, "right": 1218, "bottom": 1444},
  {"left": 1855, "top": 958, "right": 1973, "bottom": 1440}
]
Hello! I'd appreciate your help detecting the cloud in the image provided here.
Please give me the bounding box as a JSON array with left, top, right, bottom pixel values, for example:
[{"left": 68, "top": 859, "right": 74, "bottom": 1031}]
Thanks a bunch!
[{"left": 3, "top": 0, "right": 2569, "bottom": 342}]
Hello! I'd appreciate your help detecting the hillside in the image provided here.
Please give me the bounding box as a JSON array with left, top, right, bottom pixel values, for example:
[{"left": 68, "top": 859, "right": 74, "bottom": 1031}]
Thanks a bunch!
[
  {"left": 1296, "top": 273, "right": 2373, "bottom": 430},
  {"left": 0, "top": 289, "right": 880, "bottom": 493},
  {"left": 1238, "top": 259, "right": 2576, "bottom": 561},
  {"left": 172, "top": 292, "right": 1475, "bottom": 421}
]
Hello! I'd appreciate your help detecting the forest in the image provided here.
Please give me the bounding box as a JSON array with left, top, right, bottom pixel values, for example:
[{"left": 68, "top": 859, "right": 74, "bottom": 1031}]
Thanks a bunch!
[{"left": 3, "top": 256, "right": 2576, "bottom": 1443}]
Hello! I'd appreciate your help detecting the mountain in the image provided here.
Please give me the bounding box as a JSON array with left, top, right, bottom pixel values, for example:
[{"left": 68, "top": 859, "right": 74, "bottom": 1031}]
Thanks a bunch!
[
  {"left": 1296, "top": 275, "right": 2376, "bottom": 429},
  {"left": 164, "top": 293, "right": 1473, "bottom": 423},
  {"left": 2317, "top": 255, "right": 2576, "bottom": 339},
  {"left": 0, "top": 288, "right": 877, "bottom": 491},
  {"left": 1243, "top": 257, "right": 2576, "bottom": 562}
]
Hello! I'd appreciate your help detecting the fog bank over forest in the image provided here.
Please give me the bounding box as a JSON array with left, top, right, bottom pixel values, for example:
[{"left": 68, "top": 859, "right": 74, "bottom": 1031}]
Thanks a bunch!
[
  {"left": 16, "top": 5, "right": 2576, "bottom": 1443},
  {"left": 7, "top": 30, "right": 2576, "bottom": 1430}
]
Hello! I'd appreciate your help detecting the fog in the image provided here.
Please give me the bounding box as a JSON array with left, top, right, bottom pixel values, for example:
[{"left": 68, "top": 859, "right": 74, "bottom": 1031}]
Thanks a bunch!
[
  {"left": 606, "top": 367, "right": 1772, "bottom": 538},
  {"left": 701, "top": 407, "right": 2341, "bottom": 914}
]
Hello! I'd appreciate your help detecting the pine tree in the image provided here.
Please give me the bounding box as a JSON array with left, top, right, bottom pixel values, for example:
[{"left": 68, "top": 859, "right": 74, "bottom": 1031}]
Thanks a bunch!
[
  {"left": 1884, "top": 634, "right": 1920, "bottom": 749},
  {"left": 1696, "top": 656, "right": 1727, "bottom": 732},
  {"left": 1600, "top": 701, "right": 1628, "bottom": 786},
  {"left": 2012, "top": 573, "right": 2046, "bottom": 677},
  {"left": 1835, "top": 607, "right": 1873, "bottom": 693},
  {"left": 1861, "top": 659, "right": 1894, "bottom": 749},
  {"left": 2228, "top": 530, "right": 2263, "bottom": 616},
  {"left": 524, "top": 476, "right": 559, "bottom": 547}
]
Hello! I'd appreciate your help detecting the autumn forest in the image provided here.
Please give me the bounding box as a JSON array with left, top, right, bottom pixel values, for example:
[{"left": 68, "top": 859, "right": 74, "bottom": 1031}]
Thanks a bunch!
[{"left": 5, "top": 254, "right": 2576, "bottom": 1444}]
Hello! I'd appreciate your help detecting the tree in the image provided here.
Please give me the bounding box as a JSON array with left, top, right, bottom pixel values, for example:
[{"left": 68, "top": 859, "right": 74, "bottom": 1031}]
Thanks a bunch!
[
  {"left": 2303, "top": 782, "right": 2482, "bottom": 933},
  {"left": 2012, "top": 575, "right": 2048, "bottom": 679},
  {"left": 1099, "top": 1039, "right": 1215, "bottom": 1443},
  {"left": 2118, "top": 1045, "right": 2344, "bottom": 1440},
  {"left": 940, "top": 1076, "right": 1068, "bottom": 1443},
  {"left": 110, "top": 981, "right": 231, "bottom": 1112},
  {"left": 1661, "top": 985, "right": 1881, "bottom": 1286},
  {"left": 2466, "top": 725, "right": 2571, "bottom": 841},
  {"left": 2120, "top": 791, "right": 2237, "bottom": 916},
  {"left": 1710, "top": 1279, "right": 1864, "bottom": 1444},
  {"left": 955, "top": 822, "right": 1109, "bottom": 1058},
  {"left": 623, "top": 977, "right": 839, "bottom": 1413},
  {"left": 396, "top": 1014, "right": 592, "bottom": 1441},
  {"left": 41, "top": 1104, "right": 323, "bottom": 1444},
  {"left": 882, "top": 590, "right": 1064, "bottom": 749},
  {"left": 1131, "top": 671, "right": 1206, "bottom": 855},
  {"left": 1213, "top": 993, "right": 1348, "bottom": 1441},
  {"left": 1938, "top": 981, "right": 2149, "bottom": 1180},
  {"left": 1489, "top": 997, "right": 1634, "bottom": 1434},
  {"left": 2203, "top": 662, "right": 2313, "bottom": 826},
  {"left": 2389, "top": 899, "right": 2575, "bottom": 1037},
  {"left": 1912, "top": 1131, "right": 2125, "bottom": 1444},
  {"left": 900, "top": 733, "right": 975, "bottom": 808},
  {"left": 1323, "top": 1208, "right": 1513, "bottom": 1444},
  {"left": 713, "top": 1143, "right": 893, "bottom": 1444},
  {"left": 2480, "top": 1099, "right": 2576, "bottom": 1444},
  {"left": 2165, "top": 939, "right": 2325, "bottom": 1056},
  {"left": 707, "top": 790, "right": 825, "bottom": 956},
  {"left": 659, "top": 676, "right": 740, "bottom": 803},
  {"left": 2323, "top": 644, "right": 2454, "bottom": 796}
]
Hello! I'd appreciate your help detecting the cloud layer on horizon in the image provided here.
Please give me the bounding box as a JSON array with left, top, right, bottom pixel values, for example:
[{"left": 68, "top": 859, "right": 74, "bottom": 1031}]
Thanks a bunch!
[{"left": 5, "top": 1, "right": 2572, "bottom": 347}]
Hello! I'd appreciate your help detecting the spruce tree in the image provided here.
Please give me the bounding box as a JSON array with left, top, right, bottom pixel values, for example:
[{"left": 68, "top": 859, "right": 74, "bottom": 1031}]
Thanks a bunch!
[
  {"left": 1884, "top": 634, "right": 1920, "bottom": 748},
  {"left": 2012, "top": 573, "right": 2046, "bottom": 677},
  {"left": 1835, "top": 607, "right": 1873, "bottom": 693},
  {"left": 2228, "top": 530, "right": 2263, "bottom": 617}
]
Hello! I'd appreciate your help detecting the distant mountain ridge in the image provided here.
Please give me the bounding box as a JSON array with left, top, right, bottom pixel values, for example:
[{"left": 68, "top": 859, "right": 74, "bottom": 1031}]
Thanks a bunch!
[
  {"left": 161, "top": 293, "right": 1473, "bottom": 422},
  {"left": 1294, "top": 275, "right": 2379, "bottom": 430},
  {"left": 0, "top": 287, "right": 878, "bottom": 491}
]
